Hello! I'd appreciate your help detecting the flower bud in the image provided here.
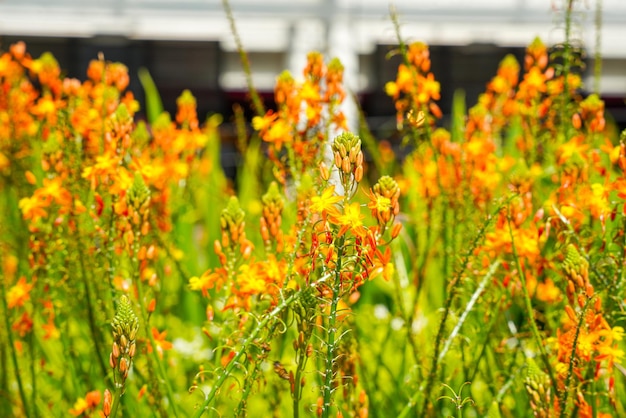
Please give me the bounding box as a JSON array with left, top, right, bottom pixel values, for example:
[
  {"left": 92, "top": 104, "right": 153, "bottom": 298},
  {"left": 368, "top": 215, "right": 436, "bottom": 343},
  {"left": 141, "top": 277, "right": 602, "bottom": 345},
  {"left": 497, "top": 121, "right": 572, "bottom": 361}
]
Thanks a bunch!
[
  {"left": 112, "top": 341, "right": 120, "bottom": 358},
  {"left": 119, "top": 357, "right": 128, "bottom": 373},
  {"left": 354, "top": 165, "right": 363, "bottom": 183},
  {"left": 320, "top": 162, "right": 330, "bottom": 181},
  {"left": 103, "top": 389, "right": 112, "bottom": 417}
]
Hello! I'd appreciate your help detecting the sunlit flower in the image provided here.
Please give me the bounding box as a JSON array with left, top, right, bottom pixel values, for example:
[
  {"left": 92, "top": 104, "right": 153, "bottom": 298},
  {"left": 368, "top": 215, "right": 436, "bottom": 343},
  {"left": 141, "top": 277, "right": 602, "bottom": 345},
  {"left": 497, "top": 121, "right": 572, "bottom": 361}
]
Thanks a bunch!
[
  {"left": 12, "top": 312, "right": 34, "bottom": 337},
  {"left": 69, "top": 390, "right": 101, "bottom": 416},
  {"left": 150, "top": 327, "right": 173, "bottom": 358},
  {"left": 310, "top": 186, "right": 342, "bottom": 218},
  {"left": 333, "top": 202, "right": 366, "bottom": 237},
  {"left": 7, "top": 277, "right": 34, "bottom": 309},
  {"left": 189, "top": 268, "right": 227, "bottom": 297},
  {"left": 18, "top": 195, "right": 47, "bottom": 221},
  {"left": 536, "top": 279, "right": 561, "bottom": 303}
]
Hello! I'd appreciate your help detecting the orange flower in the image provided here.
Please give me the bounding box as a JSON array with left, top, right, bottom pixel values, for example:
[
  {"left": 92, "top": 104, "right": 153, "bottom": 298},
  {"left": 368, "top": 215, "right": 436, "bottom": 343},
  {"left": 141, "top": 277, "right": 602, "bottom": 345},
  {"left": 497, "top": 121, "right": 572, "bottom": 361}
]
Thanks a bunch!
[
  {"left": 535, "top": 279, "right": 561, "bottom": 303},
  {"left": 252, "top": 110, "right": 277, "bottom": 133},
  {"left": 263, "top": 119, "right": 293, "bottom": 150},
  {"left": 150, "top": 327, "right": 173, "bottom": 358},
  {"left": 18, "top": 195, "right": 48, "bottom": 221},
  {"left": 189, "top": 268, "right": 227, "bottom": 297},
  {"left": 7, "top": 277, "right": 33, "bottom": 309},
  {"left": 332, "top": 202, "right": 366, "bottom": 237},
  {"left": 310, "top": 186, "right": 342, "bottom": 219},
  {"left": 41, "top": 300, "right": 60, "bottom": 340},
  {"left": 235, "top": 263, "right": 267, "bottom": 295},
  {"left": 557, "top": 135, "right": 589, "bottom": 165},
  {"left": 81, "top": 152, "right": 122, "bottom": 188},
  {"left": 369, "top": 246, "right": 394, "bottom": 281},
  {"left": 38, "top": 177, "right": 72, "bottom": 207},
  {"left": 69, "top": 390, "right": 101, "bottom": 416},
  {"left": 12, "top": 312, "right": 34, "bottom": 337}
]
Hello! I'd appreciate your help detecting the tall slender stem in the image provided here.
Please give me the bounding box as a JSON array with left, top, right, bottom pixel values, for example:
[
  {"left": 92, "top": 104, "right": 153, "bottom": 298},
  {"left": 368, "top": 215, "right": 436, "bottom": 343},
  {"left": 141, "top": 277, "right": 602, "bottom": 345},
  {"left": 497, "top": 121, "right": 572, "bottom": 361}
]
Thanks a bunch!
[
  {"left": 108, "top": 385, "right": 124, "bottom": 418},
  {"left": 76, "top": 238, "right": 109, "bottom": 384},
  {"left": 558, "top": 297, "right": 592, "bottom": 418},
  {"left": 438, "top": 260, "right": 501, "bottom": 363},
  {"left": 594, "top": 0, "right": 603, "bottom": 94},
  {"left": 560, "top": 0, "right": 575, "bottom": 137},
  {"left": 507, "top": 215, "right": 558, "bottom": 395},
  {"left": 402, "top": 206, "right": 498, "bottom": 418},
  {"left": 222, "top": 0, "right": 265, "bottom": 118},
  {"left": 321, "top": 241, "right": 344, "bottom": 418},
  {"left": 192, "top": 276, "right": 331, "bottom": 418},
  {"left": 0, "top": 276, "right": 30, "bottom": 418},
  {"left": 135, "top": 274, "right": 180, "bottom": 418}
]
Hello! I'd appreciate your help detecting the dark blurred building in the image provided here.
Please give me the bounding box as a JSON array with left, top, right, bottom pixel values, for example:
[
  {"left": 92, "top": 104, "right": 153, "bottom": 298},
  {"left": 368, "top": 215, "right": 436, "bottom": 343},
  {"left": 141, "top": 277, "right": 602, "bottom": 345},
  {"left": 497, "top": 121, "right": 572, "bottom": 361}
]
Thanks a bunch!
[{"left": 1, "top": 0, "right": 625, "bottom": 142}]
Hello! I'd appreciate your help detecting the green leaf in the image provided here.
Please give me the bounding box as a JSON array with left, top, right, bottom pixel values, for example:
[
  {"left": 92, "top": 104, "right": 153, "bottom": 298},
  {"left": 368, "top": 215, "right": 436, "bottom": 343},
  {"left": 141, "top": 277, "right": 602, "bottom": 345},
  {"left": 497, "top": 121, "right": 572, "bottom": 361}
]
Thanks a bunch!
[{"left": 138, "top": 67, "right": 164, "bottom": 124}]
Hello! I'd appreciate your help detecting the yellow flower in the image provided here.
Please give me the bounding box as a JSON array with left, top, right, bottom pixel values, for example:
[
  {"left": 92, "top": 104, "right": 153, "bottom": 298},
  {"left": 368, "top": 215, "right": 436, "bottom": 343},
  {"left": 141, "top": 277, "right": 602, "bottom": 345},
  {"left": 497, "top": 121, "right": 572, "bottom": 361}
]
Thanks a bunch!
[
  {"left": 333, "top": 202, "right": 366, "bottom": 237},
  {"left": 385, "top": 81, "right": 399, "bottom": 98},
  {"left": 39, "top": 177, "right": 72, "bottom": 206},
  {"left": 264, "top": 119, "right": 292, "bottom": 150},
  {"left": 310, "top": 186, "right": 342, "bottom": 218},
  {"left": 557, "top": 136, "right": 589, "bottom": 165},
  {"left": 69, "top": 391, "right": 100, "bottom": 416},
  {"left": 587, "top": 183, "right": 610, "bottom": 221},
  {"left": 189, "top": 269, "right": 226, "bottom": 297},
  {"left": 536, "top": 279, "right": 561, "bottom": 303},
  {"left": 252, "top": 111, "right": 277, "bottom": 132},
  {"left": 7, "top": 277, "right": 34, "bottom": 309},
  {"left": 18, "top": 195, "right": 47, "bottom": 221},
  {"left": 236, "top": 264, "right": 266, "bottom": 294}
]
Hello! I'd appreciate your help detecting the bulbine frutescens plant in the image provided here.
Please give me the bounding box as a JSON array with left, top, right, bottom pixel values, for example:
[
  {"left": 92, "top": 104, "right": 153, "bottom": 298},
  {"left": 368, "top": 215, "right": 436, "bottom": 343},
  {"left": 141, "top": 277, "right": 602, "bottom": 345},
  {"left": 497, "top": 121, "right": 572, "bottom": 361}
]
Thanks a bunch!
[
  {"left": 2, "top": 1, "right": 626, "bottom": 416},
  {"left": 0, "top": 42, "right": 219, "bottom": 416},
  {"left": 188, "top": 51, "right": 402, "bottom": 417},
  {"left": 386, "top": 2, "right": 625, "bottom": 416}
]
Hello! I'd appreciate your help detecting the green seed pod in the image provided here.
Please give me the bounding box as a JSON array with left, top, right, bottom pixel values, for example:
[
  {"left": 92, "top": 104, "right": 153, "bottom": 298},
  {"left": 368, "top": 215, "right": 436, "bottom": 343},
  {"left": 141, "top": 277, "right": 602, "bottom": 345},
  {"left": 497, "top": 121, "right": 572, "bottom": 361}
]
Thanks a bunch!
[
  {"left": 127, "top": 172, "right": 151, "bottom": 210},
  {"left": 111, "top": 295, "right": 139, "bottom": 345}
]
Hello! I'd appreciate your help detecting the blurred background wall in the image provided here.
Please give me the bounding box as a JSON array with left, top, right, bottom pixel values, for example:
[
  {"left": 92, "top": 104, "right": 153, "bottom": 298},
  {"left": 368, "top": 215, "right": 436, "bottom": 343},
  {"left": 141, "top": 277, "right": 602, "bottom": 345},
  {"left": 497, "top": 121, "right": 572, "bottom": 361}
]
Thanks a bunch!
[{"left": 1, "top": 0, "right": 625, "bottom": 144}]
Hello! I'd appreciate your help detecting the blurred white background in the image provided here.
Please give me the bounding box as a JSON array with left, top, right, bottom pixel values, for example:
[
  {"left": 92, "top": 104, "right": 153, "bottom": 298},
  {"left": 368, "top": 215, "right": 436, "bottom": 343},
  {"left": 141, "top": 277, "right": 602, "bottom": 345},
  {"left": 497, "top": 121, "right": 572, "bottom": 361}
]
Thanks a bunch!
[{"left": 1, "top": 0, "right": 624, "bottom": 136}]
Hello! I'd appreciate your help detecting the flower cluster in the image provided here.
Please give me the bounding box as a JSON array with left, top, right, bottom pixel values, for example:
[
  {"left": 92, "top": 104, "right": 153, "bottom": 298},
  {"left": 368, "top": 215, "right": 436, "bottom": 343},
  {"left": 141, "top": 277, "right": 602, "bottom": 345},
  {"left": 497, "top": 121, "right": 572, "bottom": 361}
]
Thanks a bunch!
[
  {"left": 385, "top": 41, "right": 442, "bottom": 129},
  {"left": 252, "top": 52, "right": 347, "bottom": 183},
  {"left": 391, "top": 33, "right": 623, "bottom": 417}
]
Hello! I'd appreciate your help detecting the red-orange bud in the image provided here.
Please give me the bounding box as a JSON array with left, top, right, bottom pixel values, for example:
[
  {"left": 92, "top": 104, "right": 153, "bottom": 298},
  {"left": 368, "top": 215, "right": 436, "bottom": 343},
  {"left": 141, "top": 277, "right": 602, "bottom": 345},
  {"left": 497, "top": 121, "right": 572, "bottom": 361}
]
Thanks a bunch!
[
  {"left": 119, "top": 357, "right": 128, "bottom": 373},
  {"left": 103, "top": 389, "right": 112, "bottom": 417},
  {"left": 320, "top": 162, "right": 330, "bottom": 181},
  {"left": 354, "top": 165, "right": 363, "bottom": 183},
  {"left": 112, "top": 341, "right": 120, "bottom": 358},
  {"left": 391, "top": 223, "right": 402, "bottom": 239}
]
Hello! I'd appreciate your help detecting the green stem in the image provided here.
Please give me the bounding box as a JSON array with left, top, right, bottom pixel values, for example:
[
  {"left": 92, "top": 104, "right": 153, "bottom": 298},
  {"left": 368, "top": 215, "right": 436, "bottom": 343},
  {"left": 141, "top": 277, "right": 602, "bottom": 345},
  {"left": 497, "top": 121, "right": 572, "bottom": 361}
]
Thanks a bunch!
[
  {"left": 506, "top": 215, "right": 558, "bottom": 396},
  {"left": 0, "top": 335, "right": 7, "bottom": 411},
  {"left": 399, "top": 203, "right": 501, "bottom": 418},
  {"left": 28, "top": 331, "right": 38, "bottom": 418},
  {"left": 59, "top": 322, "right": 82, "bottom": 397},
  {"left": 391, "top": 238, "right": 420, "bottom": 364},
  {"left": 77, "top": 238, "right": 109, "bottom": 381},
  {"left": 108, "top": 385, "right": 124, "bottom": 418},
  {"left": 236, "top": 323, "right": 276, "bottom": 416},
  {"left": 438, "top": 260, "right": 501, "bottom": 363},
  {"left": 321, "top": 243, "right": 344, "bottom": 418},
  {"left": 0, "top": 276, "right": 30, "bottom": 418},
  {"left": 222, "top": 0, "right": 265, "bottom": 118},
  {"left": 561, "top": 0, "right": 575, "bottom": 137},
  {"left": 441, "top": 205, "right": 450, "bottom": 302},
  {"left": 135, "top": 274, "right": 180, "bottom": 418},
  {"left": 594, "top": 0, "right": 603, "bottom": 94},
  {"left": 558, "top": 297, "right": 593, "bottom": 418},
  {"left": 191, "top": 277, "right": 330, "bottom": 418},
  {"left": 292, "top": 321, "right": 313, "bottom": 418},
  {"left": 467, "top": 298, "right": 502, "bottom": 383}
]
